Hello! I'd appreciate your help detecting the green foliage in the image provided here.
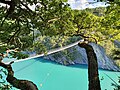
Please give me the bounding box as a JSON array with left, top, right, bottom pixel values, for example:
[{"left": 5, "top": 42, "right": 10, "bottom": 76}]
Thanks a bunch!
[
  {"left": 0, "top": 0, "right": 74, "bottom": 53},
  {"left": 0, "top": 0, "right": 119, "bottom": 61},
  {"left": 111, "top": 48, "right": 120, "bottom": 66},
  {"left": 62, "top": 49, "right": 75, "bottom": 61},
  {"left": 10, "top": 52, "right": 29, "bottom": 59},
  {"left": 112, "top": 48, "right": 120, "bottom": 59},
  {"left": 0, "top": 46, "right": 7, "bottom": 53},
  {"left": 26, "top": 35, "right": 81, "bottom": 55},
  {"left": 0, "top": 0, "right": 119, "bottom": 54},
  {"left": 0, "top": 0, "right": 119, "bottom": 90},
  {"left": 99, "top": 1, "right": 120, "bottom": 41},
  {"left": 32, "top": 41, "right": 47, "bottom": 54}
]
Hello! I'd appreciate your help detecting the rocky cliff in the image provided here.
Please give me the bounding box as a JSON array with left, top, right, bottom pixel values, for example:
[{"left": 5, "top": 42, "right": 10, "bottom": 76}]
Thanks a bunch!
[{"left": 44, "top": 43, "right": 120, "bottom": 71}]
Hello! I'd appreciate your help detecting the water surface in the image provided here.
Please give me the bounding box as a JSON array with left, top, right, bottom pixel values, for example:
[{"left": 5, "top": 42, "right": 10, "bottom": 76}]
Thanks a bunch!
[{"left": 12, "top": 58, "right": 120, "bottom": 90}]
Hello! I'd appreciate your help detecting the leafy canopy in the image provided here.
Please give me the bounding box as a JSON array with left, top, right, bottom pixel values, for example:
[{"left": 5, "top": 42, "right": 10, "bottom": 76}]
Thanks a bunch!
[{"left": 0, "top": 0, "right": 119, "bottom": 54}]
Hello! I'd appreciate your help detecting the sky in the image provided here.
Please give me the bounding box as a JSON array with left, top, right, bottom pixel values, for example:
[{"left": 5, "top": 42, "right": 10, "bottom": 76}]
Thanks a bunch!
[
  {"left": 0, "top": 0, "right": 109, "bottom": 11},
  {"left": 67, "top": 0, "right": 109, "bottom": 10}
]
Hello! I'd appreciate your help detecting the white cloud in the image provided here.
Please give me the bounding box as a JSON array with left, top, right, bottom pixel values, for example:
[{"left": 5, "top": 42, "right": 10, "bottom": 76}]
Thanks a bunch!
[{"left": 68, "top": 0, "right": 109, "bottom": 10}]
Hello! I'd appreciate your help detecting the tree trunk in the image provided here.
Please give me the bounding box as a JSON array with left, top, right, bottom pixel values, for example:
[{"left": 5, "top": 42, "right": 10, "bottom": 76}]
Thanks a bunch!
[
  {"left": 0, "top": 61, "right": 38, "bottom": 90},
  {"left": 78, "top": 42, "right": 101, "bottom": 90}
]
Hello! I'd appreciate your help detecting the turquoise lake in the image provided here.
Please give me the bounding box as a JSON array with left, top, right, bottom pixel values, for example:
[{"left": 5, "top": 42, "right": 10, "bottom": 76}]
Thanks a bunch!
[{"left": 11, "top": 57, "right": 120, "bottom": 90}]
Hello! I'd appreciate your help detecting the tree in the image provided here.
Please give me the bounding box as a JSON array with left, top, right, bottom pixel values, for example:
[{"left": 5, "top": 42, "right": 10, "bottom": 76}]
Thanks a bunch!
[
  {"left": 70, "top": 1, "right": 120, "bottom": 90},
  {"left": 0, "top": 0, "right": 119, "bottom": 90},
  {"left": 111, "top": 48, "right": 120, "bottom": 66},
  {"left": 0, "top": 0, "right": 75, "bottom": 89},
  {"left": 78, "top": 41, "right": 101, "bottom": 90}
]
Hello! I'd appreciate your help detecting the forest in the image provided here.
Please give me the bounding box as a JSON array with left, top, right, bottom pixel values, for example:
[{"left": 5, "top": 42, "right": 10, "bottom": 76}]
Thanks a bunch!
[{"left": 0, "top": 0, "right": 120, "bottom": 90}]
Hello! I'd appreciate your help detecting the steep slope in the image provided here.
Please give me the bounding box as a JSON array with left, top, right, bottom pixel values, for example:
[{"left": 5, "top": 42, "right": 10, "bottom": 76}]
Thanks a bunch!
[{"left": 44, "top": 43, "right": 120, "bottom": 71}]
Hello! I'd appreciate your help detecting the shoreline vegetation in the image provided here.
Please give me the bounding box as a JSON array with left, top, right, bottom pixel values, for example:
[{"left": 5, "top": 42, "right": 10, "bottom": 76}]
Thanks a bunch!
[
  {"left": 3, "top": 36, "right": 120, "bottom": 71},
  {"left": 24, "top": 36, "right": 120, "bottom": 71}
]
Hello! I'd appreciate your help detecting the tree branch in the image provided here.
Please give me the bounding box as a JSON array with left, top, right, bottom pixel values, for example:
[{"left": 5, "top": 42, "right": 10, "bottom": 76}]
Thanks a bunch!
[
  {"left": 0, "top": 0, "right": 11, "bottom": 5},
  {"left": 73, "top": 33, "right": 97, "bottom": 44},
  {"left": 1, "top": 0, "right": 16, "bottom": 26},
  {"left": 0, "top": 49, "right": 38, "bottom": 90},
  {"left": 47, "top": 18, "right": 60, "bottom": 23},
  {"left": 20, "top": 1, "right": 33, "bottom": 13},
  {"left": 0, "top": 61, "right": 38, "bottom": 90}
]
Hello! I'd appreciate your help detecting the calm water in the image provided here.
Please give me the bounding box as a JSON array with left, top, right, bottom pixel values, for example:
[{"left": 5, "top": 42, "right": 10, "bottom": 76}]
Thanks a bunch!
[{"left": 12, "top": 57, "right": 120, "bottom": 90}]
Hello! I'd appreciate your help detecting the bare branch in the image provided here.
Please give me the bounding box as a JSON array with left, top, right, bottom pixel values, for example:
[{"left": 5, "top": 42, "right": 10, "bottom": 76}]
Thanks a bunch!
[
  {"left": 20, "top": 1, "right": 33, "bottom": 13},
  {"left": 0, "top": 0, "right": 11, "bottom": 5},
  {"left": 73, "top": 33, "right": 97, "bottom": 44},
  {"left": 47, "top": 18, "right": 60, "bottom": 23}
]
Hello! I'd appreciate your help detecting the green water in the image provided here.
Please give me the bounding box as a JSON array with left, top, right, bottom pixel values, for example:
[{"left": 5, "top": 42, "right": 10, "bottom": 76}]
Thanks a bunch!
[{"left": 12, "top": 57, "right": 120, "bottom": 90}]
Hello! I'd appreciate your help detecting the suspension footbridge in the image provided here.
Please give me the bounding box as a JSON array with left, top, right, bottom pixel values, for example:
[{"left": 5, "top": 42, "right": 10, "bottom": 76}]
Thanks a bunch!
[{"left": 6, "top": 39, "right": 84, "bottom": 63}]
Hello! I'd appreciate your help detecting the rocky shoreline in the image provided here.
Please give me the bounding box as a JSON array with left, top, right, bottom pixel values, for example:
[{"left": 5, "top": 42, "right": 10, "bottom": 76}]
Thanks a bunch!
[{"left": 44, "top": 43, "right": 120, "bottom": 71}]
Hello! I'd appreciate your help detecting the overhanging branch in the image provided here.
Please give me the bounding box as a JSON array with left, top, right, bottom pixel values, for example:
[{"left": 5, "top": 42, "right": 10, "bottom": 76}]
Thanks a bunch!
[
  {"left": 20, "top": 1, "right": 33, "bottom": 13},
  {"left": 0, "top": 49, "right": 38, "bottom": 90},
  {"left": 73, "top": 33, "right": 97, "bottom": 44},
  {"left": 0, "top": 0, "right": 11, "bottom": 5}
]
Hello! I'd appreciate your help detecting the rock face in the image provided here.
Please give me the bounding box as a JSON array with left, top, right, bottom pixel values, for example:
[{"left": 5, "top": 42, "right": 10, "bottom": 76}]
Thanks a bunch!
[
  {"left": 114, "top": 40, "right": 120, "bottom": 48},
  {"left": 44, "top": 43, "right": 120, "bottom": 71}
]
